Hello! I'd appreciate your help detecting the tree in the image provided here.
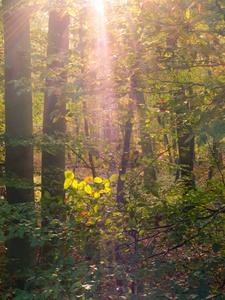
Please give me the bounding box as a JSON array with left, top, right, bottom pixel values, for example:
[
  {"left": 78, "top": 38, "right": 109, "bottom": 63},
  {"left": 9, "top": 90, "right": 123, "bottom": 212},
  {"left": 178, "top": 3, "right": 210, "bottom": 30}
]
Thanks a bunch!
[
  {"left": 2, "top": 0, "right": 36, "bottom": 288},
  {"left": 41, "top": 6, "right": 70, "bottom": 260},
  {"left": 42, "top": 8, "right": 70, "bottom": 201}
]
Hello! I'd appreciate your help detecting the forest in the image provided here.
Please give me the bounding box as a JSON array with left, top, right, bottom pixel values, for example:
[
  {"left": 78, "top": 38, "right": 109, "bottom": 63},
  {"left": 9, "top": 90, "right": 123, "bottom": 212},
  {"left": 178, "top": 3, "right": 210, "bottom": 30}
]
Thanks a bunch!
[{"left": 0, "top": 0, "right": 225, "bottom": 298}]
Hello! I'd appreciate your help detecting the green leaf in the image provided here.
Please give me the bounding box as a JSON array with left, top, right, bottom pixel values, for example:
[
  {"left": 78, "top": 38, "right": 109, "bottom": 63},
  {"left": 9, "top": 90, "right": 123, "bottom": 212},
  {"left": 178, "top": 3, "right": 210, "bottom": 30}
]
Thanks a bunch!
[
  {"left": 103, "top": 162, "right": 109, "bottom": 168},
  {"left": 65, "top": 171, "right": 74, "bottom": 180},
  {"left": 31, "top": 238, "right": 39, "bottom": 247},
  {"left": 85, "top": 185, "right": 92, "bottom": 194},
  {"left": 94, "top": 204, "right": 99, "bottom": 212},
  {"left": 212, "top": 242, "right": 221, "bottom": 253},
  {"left": 184, "top": 134, "right": 194, "bottom": 144},
  {"left": 110, "top": 174, "right": 118, "bottom": 182},
  {"left": 94, "top": 177, "right": 102, "bottom": 183},
  {"left": 44, "top": 191, "right": 51, "bottom": 199}
]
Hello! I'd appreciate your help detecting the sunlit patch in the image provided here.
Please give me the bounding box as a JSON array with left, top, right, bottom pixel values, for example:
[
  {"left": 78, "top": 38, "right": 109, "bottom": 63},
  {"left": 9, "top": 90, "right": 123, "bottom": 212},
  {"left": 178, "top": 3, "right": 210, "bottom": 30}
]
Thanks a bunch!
[{"left": 94, "top": 0, "right": 104, "bottom": 11}]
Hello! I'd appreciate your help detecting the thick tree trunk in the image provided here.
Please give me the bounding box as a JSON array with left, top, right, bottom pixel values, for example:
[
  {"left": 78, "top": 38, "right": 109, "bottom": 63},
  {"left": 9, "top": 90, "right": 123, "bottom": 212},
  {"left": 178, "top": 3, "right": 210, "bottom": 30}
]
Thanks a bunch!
[
  {"left": 41, "top": 9, "right": 69, "bottom": 260},
  {"left": 42, "top": 10, "right": 70, "bottom": 200},
  {"left": 3, "top": 0, "right": 35, "bottom": 287}
]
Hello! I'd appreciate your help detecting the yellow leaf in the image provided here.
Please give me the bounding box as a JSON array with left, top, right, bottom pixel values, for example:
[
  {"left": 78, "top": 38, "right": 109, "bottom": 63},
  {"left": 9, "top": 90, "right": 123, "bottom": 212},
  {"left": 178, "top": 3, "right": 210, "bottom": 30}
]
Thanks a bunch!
[
  {"left": 72, "top": 180, "right": 78, "bottom": 189},
  {"left": 78, "top": 181, "right": 86, "bottom": 190},
  {"left": 105, "top": 182, "right": 110, "bottom": 188},
  {"left": 94, "top": 177, "right": 102, "bottom": 183},
  {"left": 94, "top": 192, "right": 100, "bottom": 198},
  {"left": 65, "top": 171, "right": 74, "bottom": 179},
  {"left": 64, "top": 178, "right": 72, "bottom": 189},
  {"left": 186, "top": 8, "right": 190, "bottom": 19},
  {"left": 69, "top": 10, "right": 77, "bottom": 17},
  {"left": 110, "top": 174, "right": 118, "bottom": 182},
  {"left": 104, "top": 187, "right": 111, "bottom": 193},
  {"left": 120, "top": 174, "right": 126, "bottom": 181},
  {"left": 85, "top": 185, "right": 92, "bottom": 194}
]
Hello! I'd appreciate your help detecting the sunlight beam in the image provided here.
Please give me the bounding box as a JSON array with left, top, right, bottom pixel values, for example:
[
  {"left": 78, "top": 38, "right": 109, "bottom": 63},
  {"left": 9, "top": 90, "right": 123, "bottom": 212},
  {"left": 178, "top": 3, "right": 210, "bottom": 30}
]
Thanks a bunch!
[{"left": 94, "top": 0, "right": 104, "bottom": 12}]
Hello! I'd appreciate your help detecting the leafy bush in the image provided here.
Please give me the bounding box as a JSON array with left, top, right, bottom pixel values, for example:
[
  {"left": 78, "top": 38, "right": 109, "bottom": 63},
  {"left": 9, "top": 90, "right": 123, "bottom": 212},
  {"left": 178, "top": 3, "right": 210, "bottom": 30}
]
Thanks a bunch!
[{"left": 0, "top": 173, "right": 225, "bottom": 299}]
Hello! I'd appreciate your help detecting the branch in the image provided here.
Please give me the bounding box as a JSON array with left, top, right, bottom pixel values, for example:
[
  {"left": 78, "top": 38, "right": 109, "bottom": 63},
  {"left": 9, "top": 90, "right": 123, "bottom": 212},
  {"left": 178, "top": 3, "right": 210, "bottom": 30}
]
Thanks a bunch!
[
  {"left": 127, "top": 142, "right": 178, "bottom": 189},
  {"left": 67, "top": 146, "right": 92, "bottom": 170},
  {"left": 215, "top": 0, "right": 225, "bottom": 21}
]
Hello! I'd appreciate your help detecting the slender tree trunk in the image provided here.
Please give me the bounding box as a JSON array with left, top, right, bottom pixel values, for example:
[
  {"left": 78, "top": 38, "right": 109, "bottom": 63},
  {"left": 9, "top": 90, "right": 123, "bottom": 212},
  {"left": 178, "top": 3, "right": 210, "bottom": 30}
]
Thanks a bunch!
[
  {"left": 3, "top": 0, "right": 35, "bottom": 287},
  {"left": 157, "top": 116, "right": 173, "bottom": 164},
  {"left": 208, "top": 139, "right": 223, "bottom": 182},
  {"left": 84, "top": 102, "right": 97, "bottom": 178},
  {"left": 176, "top": 117, "right": 195, "bottom": 190},
  {"left": 116, "top": 75, "right": 136, "bottom": 205},
  {"left": 133, "top": 76, "right": 156, "bottom": 192},
  {"left": 116, "top": 117, "right": 133, "bottom": 204},
  {"left": 78, "top": 13, "right": 96, "bottom": 178}
]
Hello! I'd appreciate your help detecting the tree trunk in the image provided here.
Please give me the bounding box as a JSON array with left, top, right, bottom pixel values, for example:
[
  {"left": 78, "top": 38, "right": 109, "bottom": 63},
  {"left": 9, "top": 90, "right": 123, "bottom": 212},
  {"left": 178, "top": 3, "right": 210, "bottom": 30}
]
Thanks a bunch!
[
  {"left": 84, "top": 102, "right": 97, "bottom": 178},
  {"left": 41, "top": 9, "right": 70, "bottom": 260},
  {"left": 208, "top": 139, "right": 223, "bottom": 182},
  {"left": 116, "top": 75, "right": 136, "bottom": 205},
  {"left": 176, "top": 118, "right": 195, "bottom": 190},
  {"left": 42, "top": 10, "right": 70, "bottom": 200},
  {"left": 133, "top": 76, "right": 157, "bottom": 192},
  {"left": 3, "top": 0, "right": 35, "bottom": 288},
  {"left": 78, "top": 12, "right": 96, "bottom": 178},
  {"left": 157, "top": 116, "right": 173, "bottom": 164}
]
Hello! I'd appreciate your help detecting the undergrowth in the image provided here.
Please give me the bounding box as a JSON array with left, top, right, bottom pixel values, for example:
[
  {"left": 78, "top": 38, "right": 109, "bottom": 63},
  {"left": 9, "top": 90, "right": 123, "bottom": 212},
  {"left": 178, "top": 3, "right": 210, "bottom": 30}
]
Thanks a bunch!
[{"left": 0, "top": 173, "right": 225, "bottom": 299}]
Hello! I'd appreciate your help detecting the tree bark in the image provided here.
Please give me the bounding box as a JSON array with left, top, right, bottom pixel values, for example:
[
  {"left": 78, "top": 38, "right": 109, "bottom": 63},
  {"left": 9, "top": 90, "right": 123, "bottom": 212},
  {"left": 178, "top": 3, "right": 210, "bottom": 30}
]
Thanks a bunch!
[
  {"left": 3, "top": 0, "right": 35, "bottom": 287},
  {"left": 176, "top": 117, "right": 195, "bottom": 190},
  {"left": 116, "top": 75, "right": 136, "bottom": 205},
  {"left": 208, "top": 139, "right": 223, "bottom": 182},
  {"left": 41, "top": 9, "right": 70, "bottom": 260},
  {"left": 42, "top": 10, "right": 70, "bottom": 200}
]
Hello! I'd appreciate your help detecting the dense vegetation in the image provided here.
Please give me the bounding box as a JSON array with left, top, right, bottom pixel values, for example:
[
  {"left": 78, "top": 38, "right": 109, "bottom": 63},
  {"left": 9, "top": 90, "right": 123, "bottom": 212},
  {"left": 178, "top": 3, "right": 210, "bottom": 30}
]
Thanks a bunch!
[{"left": 0, "top": 0, "right": 225, "bottom": 298}]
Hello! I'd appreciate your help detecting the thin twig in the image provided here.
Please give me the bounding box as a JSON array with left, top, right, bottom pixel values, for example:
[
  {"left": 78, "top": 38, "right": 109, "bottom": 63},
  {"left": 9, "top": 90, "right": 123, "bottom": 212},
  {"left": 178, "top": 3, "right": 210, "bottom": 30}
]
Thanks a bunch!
[
  {"left": 127, "top": 142, "right": 178, "bottom": 189},
  {"left": 67, "top": 146, "right": 91, "bottom": 170}
]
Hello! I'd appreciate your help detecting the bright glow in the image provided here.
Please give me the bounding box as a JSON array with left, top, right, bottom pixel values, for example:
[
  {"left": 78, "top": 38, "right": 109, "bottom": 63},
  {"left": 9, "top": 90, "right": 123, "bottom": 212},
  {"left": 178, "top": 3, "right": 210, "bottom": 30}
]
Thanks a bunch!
[{"left": 94, "top": 0, "right": 104, "bottom": 11}]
